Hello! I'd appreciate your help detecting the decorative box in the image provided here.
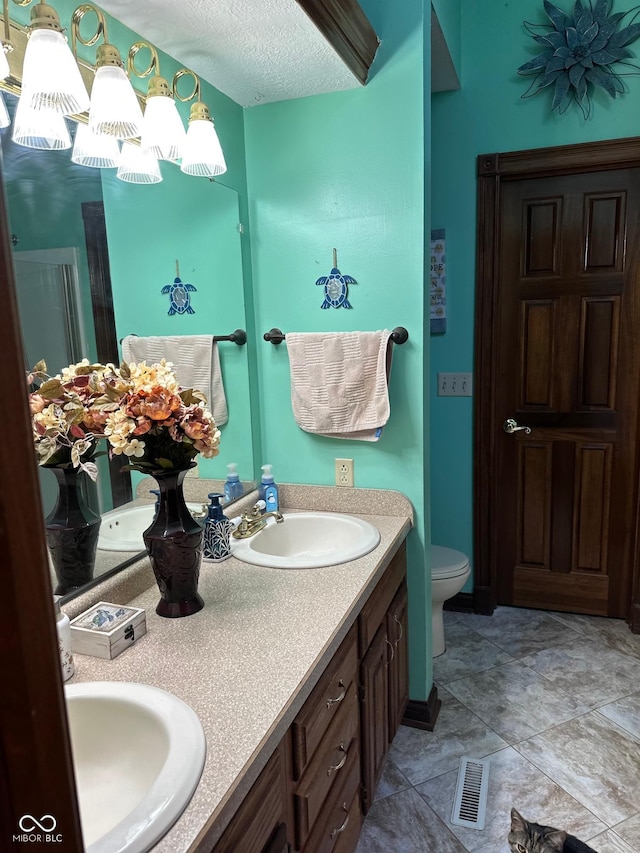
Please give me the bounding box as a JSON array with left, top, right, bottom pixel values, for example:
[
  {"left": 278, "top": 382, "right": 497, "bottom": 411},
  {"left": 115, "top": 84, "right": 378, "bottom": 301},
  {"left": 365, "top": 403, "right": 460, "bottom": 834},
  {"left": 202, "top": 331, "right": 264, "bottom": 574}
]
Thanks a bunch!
[{"left": 69, "top": 601, "right": 147, "bottom": 660}]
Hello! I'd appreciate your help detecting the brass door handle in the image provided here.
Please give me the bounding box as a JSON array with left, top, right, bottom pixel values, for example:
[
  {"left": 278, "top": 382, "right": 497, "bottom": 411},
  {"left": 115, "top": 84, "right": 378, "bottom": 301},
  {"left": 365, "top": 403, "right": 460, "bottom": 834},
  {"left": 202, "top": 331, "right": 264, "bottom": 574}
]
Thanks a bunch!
[
  {"left": 330, "top": 804, "right": 350, "bottom": 839},
  {"left": 503, "top": 417, "right": 531, "bottom": 435}
]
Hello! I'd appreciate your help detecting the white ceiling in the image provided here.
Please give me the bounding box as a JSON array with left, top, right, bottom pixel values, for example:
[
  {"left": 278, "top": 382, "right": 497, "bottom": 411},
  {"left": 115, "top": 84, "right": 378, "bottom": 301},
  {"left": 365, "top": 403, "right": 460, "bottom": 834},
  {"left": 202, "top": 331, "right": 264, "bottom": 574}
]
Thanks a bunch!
[{"left": 97, "top": 0, "right": 364, "bottom": 108}]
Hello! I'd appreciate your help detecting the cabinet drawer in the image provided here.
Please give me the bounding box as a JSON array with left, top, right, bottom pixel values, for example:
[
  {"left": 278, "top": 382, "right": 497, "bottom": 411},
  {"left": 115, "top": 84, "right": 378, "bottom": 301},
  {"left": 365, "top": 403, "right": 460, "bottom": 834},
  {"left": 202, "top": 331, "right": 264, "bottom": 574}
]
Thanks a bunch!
[
  {"left": 358, "top": 542, "right": 406, "bottom": 656},
  {"left": 292, "top": 621, "right": 358, "bottom": 780},
  {"left": 294, "top": 684, "right": 359, "bottom": 849},
  {"left": 301, "top": 742, "right": 361, "bottom": 853}
]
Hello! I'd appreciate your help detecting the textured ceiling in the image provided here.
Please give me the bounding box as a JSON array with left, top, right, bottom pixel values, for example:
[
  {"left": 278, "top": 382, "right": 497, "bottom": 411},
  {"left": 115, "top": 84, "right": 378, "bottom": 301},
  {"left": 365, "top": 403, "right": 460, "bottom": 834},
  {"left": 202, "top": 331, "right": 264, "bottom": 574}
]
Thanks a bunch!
[{"left": 97, "top": 0, "right": 363, "bottom": 107}]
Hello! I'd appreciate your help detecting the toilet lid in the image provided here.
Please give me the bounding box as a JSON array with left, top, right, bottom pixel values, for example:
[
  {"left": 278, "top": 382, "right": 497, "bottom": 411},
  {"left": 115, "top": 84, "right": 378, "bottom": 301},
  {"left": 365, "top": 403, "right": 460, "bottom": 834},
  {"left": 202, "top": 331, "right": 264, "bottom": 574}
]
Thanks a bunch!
[{"left": 431, "top": 545, "right": 469, "bottom": 579}]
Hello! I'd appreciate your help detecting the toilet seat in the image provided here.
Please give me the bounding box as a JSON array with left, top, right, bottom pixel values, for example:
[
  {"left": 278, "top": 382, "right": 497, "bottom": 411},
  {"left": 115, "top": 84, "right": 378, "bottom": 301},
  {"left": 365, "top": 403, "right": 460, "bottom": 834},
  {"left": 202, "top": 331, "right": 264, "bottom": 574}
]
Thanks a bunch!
[{"left": 431, "top": 545, "right": 469, "bottom": 580}]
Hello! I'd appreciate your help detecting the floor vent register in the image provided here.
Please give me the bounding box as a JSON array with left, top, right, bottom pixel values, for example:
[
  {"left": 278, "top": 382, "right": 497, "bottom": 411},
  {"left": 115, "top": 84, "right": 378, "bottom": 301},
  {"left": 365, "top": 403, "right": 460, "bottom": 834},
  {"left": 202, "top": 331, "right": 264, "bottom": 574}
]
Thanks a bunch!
[{"left": 450, "top": 757, "right": 490, "bottom": 830}]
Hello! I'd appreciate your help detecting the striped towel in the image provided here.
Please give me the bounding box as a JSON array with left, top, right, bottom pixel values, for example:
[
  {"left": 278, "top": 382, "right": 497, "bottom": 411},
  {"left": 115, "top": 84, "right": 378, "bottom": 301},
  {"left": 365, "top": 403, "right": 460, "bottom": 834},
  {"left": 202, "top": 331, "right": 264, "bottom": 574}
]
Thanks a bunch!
[
  {"left": 286, "top": 331, "right": 393, "bottom": 441},
  {"left": 121, "top": 334, "right": 228, "bottom": 426}
]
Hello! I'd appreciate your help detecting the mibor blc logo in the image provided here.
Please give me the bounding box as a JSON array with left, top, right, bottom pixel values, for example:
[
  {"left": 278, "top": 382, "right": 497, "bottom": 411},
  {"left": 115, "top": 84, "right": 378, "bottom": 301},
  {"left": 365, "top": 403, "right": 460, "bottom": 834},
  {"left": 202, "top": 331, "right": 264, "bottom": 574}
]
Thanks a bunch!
[{"left": 13, "top": 814, "right": 63, "bottom": 843}]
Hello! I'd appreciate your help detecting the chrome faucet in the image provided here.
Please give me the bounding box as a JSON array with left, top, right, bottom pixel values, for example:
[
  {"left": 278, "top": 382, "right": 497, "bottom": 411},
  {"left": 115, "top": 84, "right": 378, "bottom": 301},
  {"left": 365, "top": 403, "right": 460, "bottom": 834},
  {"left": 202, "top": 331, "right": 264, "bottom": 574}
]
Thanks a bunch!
[{"left": 232, "top": 501, "right": 284, "bottom": 540}]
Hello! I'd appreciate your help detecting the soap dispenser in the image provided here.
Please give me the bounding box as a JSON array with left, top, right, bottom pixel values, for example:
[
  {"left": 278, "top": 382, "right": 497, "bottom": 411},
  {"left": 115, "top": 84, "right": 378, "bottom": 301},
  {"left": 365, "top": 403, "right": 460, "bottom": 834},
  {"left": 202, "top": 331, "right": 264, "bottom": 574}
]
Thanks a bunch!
[
  {"left": 259, "top": 464, "right": 279, "bottom": 513},
  {"left": 54, "top": 595, "right": 75, "bottom": 682},
  {"left": 202, "top": 493, "right": 233, "bottom": 562},
  {"left": 224, "top": 462, "right": 243, "bottom": 502}
]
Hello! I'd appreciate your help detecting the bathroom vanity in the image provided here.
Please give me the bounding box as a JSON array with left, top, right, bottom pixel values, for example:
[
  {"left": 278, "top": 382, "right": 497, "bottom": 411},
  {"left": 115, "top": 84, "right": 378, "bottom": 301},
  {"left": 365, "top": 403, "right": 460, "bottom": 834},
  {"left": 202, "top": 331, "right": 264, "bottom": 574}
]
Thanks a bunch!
[{"left": 66, "top": 485, "right": 414, "bottom": 853}]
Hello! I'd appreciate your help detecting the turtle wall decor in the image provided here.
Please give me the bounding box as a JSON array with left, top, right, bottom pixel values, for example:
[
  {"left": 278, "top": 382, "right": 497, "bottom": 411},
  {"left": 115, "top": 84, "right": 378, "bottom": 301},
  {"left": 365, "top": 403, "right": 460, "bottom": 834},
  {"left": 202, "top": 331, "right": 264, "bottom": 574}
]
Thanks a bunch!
[
  {"left": 315, "top": 249, "right": 357, "bottom": 309},
  {"left": 161, "top": 260, "right": 197, "bottom": 315}
]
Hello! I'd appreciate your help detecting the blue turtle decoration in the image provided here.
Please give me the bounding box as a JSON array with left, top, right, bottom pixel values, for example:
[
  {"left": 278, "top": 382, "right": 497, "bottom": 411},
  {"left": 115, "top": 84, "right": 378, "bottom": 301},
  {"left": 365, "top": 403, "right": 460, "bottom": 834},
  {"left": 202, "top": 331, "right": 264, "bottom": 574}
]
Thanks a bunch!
[
  {"left": 316, "top": 249, "right": 356, "bottom": 309},
  {"left": 161, "top": 261, "right": 196, "bottom": 315}
]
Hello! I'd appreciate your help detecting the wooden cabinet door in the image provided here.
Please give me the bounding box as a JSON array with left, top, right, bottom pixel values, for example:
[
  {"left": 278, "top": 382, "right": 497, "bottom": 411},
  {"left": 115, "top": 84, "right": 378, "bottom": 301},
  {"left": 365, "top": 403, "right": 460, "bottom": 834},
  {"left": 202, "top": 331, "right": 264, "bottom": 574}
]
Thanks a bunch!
[
  {"left": 359, "top": 623, "right": 389, "bottom": 815},
  {"left": 386, "top": 581, "right": 409, "bottom": 740},
  {"left": 213, "top": 743, "right": 289, "bottom": 853}
]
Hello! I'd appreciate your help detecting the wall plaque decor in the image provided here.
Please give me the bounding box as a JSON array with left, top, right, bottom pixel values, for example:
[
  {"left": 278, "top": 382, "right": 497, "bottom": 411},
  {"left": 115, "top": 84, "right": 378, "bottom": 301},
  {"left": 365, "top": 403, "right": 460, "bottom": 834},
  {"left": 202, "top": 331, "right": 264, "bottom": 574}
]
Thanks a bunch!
[{"left": 517, "top": 0, "right": 640, "bottom": 117}]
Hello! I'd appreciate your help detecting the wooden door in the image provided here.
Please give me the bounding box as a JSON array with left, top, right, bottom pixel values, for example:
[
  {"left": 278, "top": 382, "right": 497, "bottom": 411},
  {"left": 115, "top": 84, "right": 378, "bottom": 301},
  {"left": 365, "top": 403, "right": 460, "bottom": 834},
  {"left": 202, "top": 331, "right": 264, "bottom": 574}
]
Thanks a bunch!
[{"left": 475, "top": 141, "right": 640, "bottom": 626}]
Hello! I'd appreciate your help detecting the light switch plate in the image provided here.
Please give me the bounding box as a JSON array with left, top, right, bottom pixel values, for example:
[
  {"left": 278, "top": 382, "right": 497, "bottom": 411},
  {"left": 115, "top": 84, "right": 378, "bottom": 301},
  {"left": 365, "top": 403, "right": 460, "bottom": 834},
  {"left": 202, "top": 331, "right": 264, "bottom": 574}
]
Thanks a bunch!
[{"left": 437, "top": 372, "right": 473, "bottom": 397}]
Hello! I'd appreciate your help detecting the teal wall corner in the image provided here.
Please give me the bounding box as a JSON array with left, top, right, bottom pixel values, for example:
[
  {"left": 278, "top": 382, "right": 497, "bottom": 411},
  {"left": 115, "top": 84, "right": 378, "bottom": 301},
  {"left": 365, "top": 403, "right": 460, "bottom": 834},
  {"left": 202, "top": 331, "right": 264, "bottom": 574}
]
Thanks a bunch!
[{"left": 243, "top": 0, "right": 432, "bottom": 700}]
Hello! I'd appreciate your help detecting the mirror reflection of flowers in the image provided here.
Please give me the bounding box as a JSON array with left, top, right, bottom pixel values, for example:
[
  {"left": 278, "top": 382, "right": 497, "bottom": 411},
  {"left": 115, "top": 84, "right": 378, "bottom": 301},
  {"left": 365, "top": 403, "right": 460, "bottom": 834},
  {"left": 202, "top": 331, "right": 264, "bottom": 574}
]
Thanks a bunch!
[
  {"left": 27, "top": 358, "right": 119, "bottom": 481},
  {"left": 104, "top": 359, "right": 221, "bottom": 472}
]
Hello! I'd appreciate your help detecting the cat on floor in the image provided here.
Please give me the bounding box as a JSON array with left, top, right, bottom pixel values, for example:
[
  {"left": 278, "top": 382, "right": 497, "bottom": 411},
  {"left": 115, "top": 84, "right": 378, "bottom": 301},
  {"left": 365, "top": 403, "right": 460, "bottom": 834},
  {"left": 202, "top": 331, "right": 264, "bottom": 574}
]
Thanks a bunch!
[{"left": 508, "top": 808, "right": 598, "bottom": 853}]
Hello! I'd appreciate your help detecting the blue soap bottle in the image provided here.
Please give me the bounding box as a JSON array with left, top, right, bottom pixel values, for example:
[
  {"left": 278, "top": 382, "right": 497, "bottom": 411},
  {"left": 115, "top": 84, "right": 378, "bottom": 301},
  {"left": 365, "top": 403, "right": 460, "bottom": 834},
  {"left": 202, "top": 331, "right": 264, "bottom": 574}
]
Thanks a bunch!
[
  {"left": 203, "top": 493, "right": 233, "bottom": 562},
  {"left": 259, "top": 464, "right": 279, "bottom": 513},
  {"left": 224, "top": 462, "right": 243, "bottom": 502}
]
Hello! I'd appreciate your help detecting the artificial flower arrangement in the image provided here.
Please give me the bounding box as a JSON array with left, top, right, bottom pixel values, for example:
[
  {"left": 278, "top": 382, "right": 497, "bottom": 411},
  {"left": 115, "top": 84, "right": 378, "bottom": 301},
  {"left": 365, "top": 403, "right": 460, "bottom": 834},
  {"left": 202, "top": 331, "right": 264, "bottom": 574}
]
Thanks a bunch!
[{"left": 28, "top": 357, "right": 220, "bottom": 477}]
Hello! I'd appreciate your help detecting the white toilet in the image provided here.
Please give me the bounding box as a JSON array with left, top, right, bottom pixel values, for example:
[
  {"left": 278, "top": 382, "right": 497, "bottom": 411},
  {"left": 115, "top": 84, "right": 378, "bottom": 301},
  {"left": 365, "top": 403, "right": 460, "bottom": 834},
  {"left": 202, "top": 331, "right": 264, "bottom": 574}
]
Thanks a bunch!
[{"left": 431, "top": 545, "right": 471, "bottom": 657}]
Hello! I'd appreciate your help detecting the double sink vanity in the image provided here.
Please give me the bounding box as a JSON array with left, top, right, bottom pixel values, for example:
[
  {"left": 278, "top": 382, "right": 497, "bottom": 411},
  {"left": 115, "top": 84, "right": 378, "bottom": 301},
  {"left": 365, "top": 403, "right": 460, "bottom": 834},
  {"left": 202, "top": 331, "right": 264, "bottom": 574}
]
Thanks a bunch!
[{"left": 63, "top": 483, "right": 413, "bottom": 853}]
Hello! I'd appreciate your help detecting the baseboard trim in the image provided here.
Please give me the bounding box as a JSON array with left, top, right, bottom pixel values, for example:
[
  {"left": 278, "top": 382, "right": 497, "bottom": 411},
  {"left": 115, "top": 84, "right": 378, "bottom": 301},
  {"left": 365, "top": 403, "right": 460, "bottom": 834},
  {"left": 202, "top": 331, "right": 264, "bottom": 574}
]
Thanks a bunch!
[
  {"left": 401, "top": 686, "right": 441, "bottom": 732},
  {"left": 443, "top": 592, "right": 474, "bottom": 613},
  {"left": 629, "top": 602, "right": 640, "bottom": 634},
  {"left": 474, "top": 586, "right": 495, "bottom": 615}
]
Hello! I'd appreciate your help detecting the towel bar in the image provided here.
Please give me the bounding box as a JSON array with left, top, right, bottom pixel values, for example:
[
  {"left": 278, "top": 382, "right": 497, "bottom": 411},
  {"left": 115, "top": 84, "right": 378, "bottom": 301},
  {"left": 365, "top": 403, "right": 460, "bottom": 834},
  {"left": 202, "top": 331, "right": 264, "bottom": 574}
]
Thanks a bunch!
[
  {"left": 120, "top": 329, "right": 247, "bottom": 346},
  {"left": 263, "top": 327, "right": 409, "bottom": 345}
]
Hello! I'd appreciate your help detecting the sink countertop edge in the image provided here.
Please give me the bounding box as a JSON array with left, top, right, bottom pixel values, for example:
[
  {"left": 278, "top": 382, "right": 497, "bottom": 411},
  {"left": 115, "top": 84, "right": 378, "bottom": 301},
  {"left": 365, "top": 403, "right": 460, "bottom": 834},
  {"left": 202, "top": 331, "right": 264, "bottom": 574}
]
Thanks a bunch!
[{"left": 64, "top": 485, "right": 414, "bottom": 851}]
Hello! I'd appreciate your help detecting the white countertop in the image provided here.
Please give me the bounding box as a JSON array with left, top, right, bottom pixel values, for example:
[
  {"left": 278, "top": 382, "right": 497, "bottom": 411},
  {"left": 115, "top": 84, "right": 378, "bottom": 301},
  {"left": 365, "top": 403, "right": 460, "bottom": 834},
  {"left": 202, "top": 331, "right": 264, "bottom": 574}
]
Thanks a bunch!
[{"left": 66, "top": 485, "right": 413, "bottom": 851}]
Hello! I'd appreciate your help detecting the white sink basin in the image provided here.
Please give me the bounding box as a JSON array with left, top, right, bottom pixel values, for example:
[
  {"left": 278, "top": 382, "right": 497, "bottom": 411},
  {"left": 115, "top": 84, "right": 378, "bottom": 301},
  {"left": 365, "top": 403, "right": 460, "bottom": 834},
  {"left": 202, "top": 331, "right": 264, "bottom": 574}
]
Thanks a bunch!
[
  {"left": 65, "top": 681, "right": 206, "bottom": 853},
  {"left": 231, "top": 511, "right": 380, "bottom": 569},
  {"left": 97, "top": 503, "right": 205, "bottom": 551}
]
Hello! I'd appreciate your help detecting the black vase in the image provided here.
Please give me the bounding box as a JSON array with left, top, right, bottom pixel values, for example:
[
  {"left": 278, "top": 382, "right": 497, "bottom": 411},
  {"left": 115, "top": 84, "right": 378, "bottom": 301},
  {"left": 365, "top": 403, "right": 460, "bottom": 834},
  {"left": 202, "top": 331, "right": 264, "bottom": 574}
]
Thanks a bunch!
[
  {"left": 45, "top": 466, "right": 101, "bottom": 595},
  {"left": 143, "top": 466, "right": 205, "bottom": 618}
]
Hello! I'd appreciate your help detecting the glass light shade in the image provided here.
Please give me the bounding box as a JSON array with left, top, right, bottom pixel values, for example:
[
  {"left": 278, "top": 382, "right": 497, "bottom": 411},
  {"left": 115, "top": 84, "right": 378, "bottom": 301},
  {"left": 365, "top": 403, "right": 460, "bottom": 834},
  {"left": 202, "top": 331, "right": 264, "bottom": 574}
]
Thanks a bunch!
[
  {"left": 141, "top": 95, "right": 186, "bottom": 161},
  {"left": 0, "top": 45, "right": 10, "bottom": 81},
  {"left": 89, "top": 65, "right": 143, "bottom": 140},
  {"left": 72, "top": 122, "right": 120, "bottom": 168},
  {"left": 21, "top": 29, "right": 90, "bottom": 115},
  {"left": 180, "top": 117, "right": 227, "bottom": 177},
  {"left": 12, "top": 97, "right": 71, "bottom": 149},
  {"left": 117, "top": 143, "right": 162, "bottom": 184},
  {"left": 0, "top": 92, "right": 9, "bottom": 129}
]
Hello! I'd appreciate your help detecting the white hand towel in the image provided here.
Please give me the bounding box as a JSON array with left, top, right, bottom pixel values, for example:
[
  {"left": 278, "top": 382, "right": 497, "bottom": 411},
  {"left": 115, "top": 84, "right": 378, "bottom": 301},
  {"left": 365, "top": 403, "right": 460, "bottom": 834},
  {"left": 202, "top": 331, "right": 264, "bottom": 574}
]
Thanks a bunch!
[
  {"left": 121, "top": 334, "right": 228, "bottom": 426},
  {"left": 286, "top": 330, "right": 393, "bottom": 441}
]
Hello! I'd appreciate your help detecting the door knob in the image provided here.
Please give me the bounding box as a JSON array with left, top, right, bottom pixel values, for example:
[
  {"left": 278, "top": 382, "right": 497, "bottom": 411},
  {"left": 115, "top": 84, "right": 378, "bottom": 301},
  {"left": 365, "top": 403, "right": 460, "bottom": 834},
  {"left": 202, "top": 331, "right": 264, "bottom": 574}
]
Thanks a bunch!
[{"left": 503, "top": 418, "right": 532, "bottom": 435}]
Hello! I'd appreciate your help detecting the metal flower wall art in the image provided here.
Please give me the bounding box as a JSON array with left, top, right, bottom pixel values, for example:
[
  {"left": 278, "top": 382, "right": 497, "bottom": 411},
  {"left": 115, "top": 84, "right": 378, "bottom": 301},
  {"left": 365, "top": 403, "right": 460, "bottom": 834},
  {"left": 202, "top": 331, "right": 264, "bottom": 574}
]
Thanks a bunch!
[{"left": 518, "top": 0, "right": 640, "bottom": 117}]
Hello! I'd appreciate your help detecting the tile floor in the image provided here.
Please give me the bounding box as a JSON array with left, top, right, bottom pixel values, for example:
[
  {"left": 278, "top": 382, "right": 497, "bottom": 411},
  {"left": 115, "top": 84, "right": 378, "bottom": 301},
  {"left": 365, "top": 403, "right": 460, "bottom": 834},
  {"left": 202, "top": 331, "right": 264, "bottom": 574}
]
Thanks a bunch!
[{"left": 356, "top": 606, "right": 640, "bottom": 853}]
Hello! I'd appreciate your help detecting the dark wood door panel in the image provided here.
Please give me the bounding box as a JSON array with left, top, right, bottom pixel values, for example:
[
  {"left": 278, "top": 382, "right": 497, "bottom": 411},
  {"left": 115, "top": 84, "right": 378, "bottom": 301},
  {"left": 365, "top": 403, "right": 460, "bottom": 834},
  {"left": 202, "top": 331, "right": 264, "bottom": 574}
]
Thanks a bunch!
[
  {"left": 583, "top": 191, "right": 626, "bottom": 273},
  {"left": 487, "top": 159, "right": 640, "bottom": 619}
]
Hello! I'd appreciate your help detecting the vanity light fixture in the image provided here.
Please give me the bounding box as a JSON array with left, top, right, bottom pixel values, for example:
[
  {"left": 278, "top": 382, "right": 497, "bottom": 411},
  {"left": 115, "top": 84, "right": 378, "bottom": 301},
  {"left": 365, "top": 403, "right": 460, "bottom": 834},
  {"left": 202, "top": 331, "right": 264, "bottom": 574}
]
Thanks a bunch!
[
  {"left": 0, "top": 0, "right": 227, "bottom": 180},
  {"left": 20, "top": 1, "right": 89, "bottom": 116},
  {"left": 12, "top": 94, "right": 71, "bottom": 149},
  {"left": 180, "top": 100, "right": 226, "bottom": 177},
  {"left": 140, "top": 74, "right": 186, "bottom": 161},
  {"left": 71, "top": 120, "right": 120, "bottom": 168},
  {"left": 71, "top": 5, "right": 142, "bottom": 140},
  {"left": 117, "top": 141, "right": 162, "bottom": 184}
]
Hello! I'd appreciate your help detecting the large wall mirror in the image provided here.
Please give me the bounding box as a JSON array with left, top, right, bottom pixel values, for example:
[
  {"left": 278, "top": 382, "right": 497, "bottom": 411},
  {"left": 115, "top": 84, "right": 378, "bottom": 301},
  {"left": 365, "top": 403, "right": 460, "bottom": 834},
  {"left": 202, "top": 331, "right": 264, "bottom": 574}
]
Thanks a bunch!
[{"left": 1, "top": 90, "right": 256, "bottom": 601}]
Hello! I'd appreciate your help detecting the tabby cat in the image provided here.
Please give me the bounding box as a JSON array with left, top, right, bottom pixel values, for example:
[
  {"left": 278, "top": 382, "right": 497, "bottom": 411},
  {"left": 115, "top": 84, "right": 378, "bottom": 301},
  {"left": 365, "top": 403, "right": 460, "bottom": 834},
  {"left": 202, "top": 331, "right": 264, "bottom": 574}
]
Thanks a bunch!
[{"left": 508, "top": 808, "right": 599, "bottom": 853}]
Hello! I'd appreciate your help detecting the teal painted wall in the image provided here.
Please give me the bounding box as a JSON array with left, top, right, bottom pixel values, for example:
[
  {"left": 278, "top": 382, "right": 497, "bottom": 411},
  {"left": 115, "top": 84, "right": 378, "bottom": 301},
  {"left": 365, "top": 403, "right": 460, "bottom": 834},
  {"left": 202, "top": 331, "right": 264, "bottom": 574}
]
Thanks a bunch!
[
  {"left": 244, "top": 0, "right": 431, "bottom": 698},
  {"left": 431, "top": 0, "right": 461, "bottom": 77},
  {"left": 430, "top": 0, "right": 640, "bottom": 589}
]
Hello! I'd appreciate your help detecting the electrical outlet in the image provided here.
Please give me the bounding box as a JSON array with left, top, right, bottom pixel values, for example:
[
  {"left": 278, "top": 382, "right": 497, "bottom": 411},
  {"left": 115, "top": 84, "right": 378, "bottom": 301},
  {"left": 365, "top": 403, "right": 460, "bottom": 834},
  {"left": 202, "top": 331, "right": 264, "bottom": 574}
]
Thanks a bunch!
[
  {"left": 437, "top": 372, "right": 473, "bottom": 397},
  {"left": 185, "top": 462, "right": 199, "bottom": 478},
  {"left": 335, "top": 458, "right": 354, "bottom": 487}
]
